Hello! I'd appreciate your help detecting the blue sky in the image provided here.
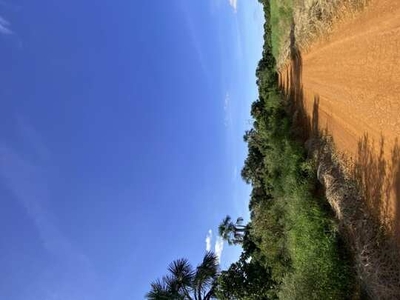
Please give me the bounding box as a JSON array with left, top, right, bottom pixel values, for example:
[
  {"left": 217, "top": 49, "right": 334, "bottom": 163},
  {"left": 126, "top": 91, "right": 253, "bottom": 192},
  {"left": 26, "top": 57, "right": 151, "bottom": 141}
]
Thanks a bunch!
[{"left": 0, "top": 0, "right": 264, "bottom": 299}]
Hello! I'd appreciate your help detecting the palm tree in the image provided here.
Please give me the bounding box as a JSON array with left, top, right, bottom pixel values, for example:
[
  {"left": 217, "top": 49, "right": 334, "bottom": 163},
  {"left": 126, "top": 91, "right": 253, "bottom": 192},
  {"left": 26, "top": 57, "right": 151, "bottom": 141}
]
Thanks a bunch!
[
  {"left": 218, "top": 215, "right": 246, "bottom": 245},
  {"left": 146, "top": 252, "right": 219, "bottom": 300}
]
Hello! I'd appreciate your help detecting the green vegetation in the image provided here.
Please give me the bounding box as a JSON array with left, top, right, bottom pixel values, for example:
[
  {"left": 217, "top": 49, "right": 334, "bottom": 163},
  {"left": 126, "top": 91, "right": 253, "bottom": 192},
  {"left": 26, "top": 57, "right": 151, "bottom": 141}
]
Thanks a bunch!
[
  {"left": 147, "top": 0, "right": 355, "bottom": 299},
  {"left": 270, "top": 0, "right": 293, "bottom": 61}
]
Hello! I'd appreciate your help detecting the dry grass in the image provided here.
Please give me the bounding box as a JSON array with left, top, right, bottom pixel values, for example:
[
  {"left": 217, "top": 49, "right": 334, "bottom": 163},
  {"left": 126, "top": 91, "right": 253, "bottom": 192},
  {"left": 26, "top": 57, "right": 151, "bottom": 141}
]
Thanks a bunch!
[
  {"left": 306, "top": 136, "right": 400, "bottom": 299},
  {"left": 276, "top": 0, "right": 370, "bottom": 68}
]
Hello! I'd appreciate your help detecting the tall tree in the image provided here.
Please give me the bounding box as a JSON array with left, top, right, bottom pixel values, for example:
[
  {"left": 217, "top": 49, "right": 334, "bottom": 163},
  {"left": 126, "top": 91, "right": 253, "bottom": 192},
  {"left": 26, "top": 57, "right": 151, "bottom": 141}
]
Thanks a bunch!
[
  {"left": 218, "top": 215, "right": 247, "bottom": 245},
  {"left": 146, "top": 252, "right": 219, "bottom": 300}
]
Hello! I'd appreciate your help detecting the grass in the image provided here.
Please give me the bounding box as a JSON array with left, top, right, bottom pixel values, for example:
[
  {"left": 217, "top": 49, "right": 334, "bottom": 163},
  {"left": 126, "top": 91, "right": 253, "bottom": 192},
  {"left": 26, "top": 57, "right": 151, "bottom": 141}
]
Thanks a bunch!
[
  {"left": 270, "top": 0, "right": 293, "bottom": 63},
  {"left": 281, "top": 179, "right": 352, "bottom": 300}
]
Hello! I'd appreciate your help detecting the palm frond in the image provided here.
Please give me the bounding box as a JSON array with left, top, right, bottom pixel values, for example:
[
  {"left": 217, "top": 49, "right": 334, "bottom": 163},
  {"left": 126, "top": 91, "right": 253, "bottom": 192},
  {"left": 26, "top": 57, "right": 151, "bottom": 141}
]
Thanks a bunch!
[
  {"left": 193, "top": 252, "right": 219, "bottom": 297},
  {"left": 167, "top": 258, "right": 194, "bottom": 289},
  {"left": 146, "top": 278, "right": 172, "bottom": 300},
  {"left": 218, "top": 215, "right": 232, "bottom": 236}
]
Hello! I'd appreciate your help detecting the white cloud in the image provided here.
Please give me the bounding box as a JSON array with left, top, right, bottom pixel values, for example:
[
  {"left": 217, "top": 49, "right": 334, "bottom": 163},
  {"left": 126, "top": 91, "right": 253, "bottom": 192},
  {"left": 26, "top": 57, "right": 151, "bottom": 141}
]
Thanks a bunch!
[
  {"left": 228, "top": 0, "right": 237, "bottom": 12},
  {"left": 214, "top": 237, "right": 224, "bottom": 263},
  {"left": 233, "top": 16, "right": 243, "bottom": 59},
  {"left": 177, "top": 0, "right": 210, "bottom": 82},
  {"left": 224, "top": 92, "right": 232, "bottom": 127},
  {"left": 205, "top": 229, "right": 213, "bottom": 252},
  {"left": 210, "top": 0, "right": 237, "bottom": 14},
  {"left": 0, "top": 146, "right": 89, "bottom": 265},
  {"left": 0, "top": 15, "right": 12, "bottom": 34},
  {"left": 0, "top": 16, "right": 10, "bottom": 26},
  {"left": 233, "top": 166, "right": 238, "bottom": 180},
  {"left": 224, "top": 92, "right": 230, "bottom": 111}
]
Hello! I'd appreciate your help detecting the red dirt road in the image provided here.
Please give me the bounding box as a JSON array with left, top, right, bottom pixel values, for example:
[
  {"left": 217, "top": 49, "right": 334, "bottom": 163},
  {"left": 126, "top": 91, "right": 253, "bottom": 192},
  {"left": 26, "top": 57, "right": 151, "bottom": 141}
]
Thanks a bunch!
[{"left": 280, "top": 0, "right": 400, "bottom": 235}]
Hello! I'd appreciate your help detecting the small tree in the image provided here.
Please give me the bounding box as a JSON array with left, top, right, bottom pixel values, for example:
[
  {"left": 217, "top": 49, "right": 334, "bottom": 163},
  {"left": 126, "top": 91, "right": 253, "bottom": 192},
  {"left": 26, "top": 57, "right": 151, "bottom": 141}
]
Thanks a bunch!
[{"left": 218, "top": 215, "right": 247, "bottom": 245}]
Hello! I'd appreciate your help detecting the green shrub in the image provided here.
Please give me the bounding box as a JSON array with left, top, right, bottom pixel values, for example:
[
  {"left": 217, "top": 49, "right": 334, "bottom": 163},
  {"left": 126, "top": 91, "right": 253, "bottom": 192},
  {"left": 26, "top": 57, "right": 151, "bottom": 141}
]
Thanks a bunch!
[{"left": 270, "top": 0, "right": 293, "bottom": 60}]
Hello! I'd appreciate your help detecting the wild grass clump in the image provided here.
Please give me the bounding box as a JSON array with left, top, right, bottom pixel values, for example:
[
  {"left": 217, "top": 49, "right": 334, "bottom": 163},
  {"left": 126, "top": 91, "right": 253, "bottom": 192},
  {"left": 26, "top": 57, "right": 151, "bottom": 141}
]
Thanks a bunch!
[
  {"left": 281, "top": 183, "right": 352, "bottom": 300},
  {"left": 293, "top": 0, "right": 370, "bottom": 51}
]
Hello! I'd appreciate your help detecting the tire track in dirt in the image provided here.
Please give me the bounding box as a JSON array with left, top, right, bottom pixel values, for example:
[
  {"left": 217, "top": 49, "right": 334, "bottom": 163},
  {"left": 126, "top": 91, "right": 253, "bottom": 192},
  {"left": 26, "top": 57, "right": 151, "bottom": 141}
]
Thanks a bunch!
[{"left": 280, "top": 0, "right": 400, "bottom": 238}]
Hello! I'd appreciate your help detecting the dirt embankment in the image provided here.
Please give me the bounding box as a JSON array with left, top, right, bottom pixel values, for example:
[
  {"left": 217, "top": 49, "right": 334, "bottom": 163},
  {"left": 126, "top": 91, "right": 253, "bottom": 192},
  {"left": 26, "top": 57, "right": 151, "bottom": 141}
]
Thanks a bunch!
[{"left": 281, "top": 0, "right": 400, "bottom": 238}]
